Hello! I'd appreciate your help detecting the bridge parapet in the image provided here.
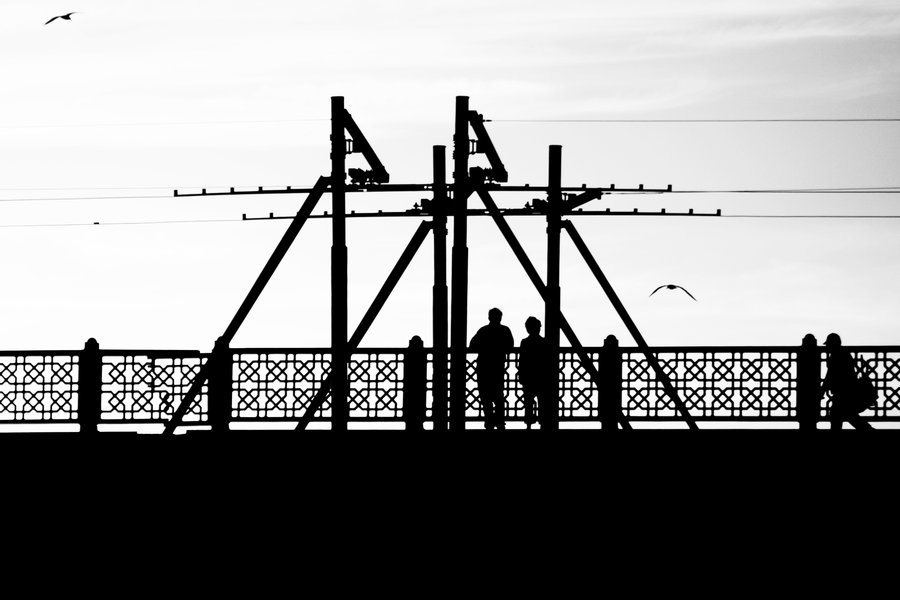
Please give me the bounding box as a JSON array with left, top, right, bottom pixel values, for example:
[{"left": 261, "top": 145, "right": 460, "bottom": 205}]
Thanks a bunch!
[{"left": 1, "top": 340, "right": 898, "bottom": 429}]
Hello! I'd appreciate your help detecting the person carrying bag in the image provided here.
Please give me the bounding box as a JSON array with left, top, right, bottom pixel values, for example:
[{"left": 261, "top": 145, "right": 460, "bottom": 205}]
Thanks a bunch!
[{"left": 821, "top": 333, "right": 875, "bottom": 430}]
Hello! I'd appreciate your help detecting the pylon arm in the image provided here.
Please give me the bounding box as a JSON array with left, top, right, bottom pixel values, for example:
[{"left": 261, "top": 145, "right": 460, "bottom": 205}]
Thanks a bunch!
[
  {"left": 295, "top": 220, "right": 433, "bottom": 430},
  {"left": 163, "top": 176, "right": 330, "bottom": 435},
  {"left": 344, "top": 109, "right": 390, "bottom": 184},
  {"left": 561, "top": 220, "right": 699, "bottom": 430},
  {"left": 475, "top": 186, "right": 632, "bottom": 430},
  {"left": 468, "top": 111, "right": 508, "bottom": 182},
  {"left": 564, "top": 189, "right": 604, "bottom": 211}
]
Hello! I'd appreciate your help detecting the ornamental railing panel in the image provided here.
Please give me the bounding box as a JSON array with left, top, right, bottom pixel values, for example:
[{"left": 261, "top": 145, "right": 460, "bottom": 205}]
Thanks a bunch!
[
  {"left": 621, "top": 348, "right": 797, "bottom": 421},
  {"left": 101, "top": 351, "right": 207, "bottom": 423},
  {"left": 0, "top": 352, "right": 79, "bottom": 422},
  {"left": 233, "top": 350, "right": 331, "bottom": 421}
]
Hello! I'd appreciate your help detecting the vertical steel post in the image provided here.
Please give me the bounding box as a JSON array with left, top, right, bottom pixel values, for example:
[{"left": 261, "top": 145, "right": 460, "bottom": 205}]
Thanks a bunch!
[
  {"left": 599, "top": 335, "right": 622, "bottom": 430},
  {"left": 404, "top": 336, "right": 427, "bottom": 431},
  {"left": 797, "top": 334, "right": 821, "bottom": 431},
  {"left": 208, "top": 337, "right": 232, "bottom": 433},
  {"left": 331, "top": 96, "right": 348, "bottom": 431},
  {"left": 449, "top": 96, "right": 469, "bottom": 430},
  {"left": 78, "top": 337, "right": 101, "bottom": 434},
  {"left": 544, "top": 146, "right": 562, "bottom": 430},
  {"left": 432, "top": 145, "right": 449, "bottom": 431}
]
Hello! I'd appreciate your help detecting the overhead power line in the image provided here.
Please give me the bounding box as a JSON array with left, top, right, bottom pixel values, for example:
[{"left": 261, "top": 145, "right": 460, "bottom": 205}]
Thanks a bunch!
[
  {"left": 0, "top": 194, "right": 171, "bottom": 203},
  {"left": 3, "top": 186, "right": 900, "bottom": 204},
  {"left": 0, "top": 118, "right": 328, "bottom": 129},
  {"left": 0, "top": 218, "right": 244, "bottom": 229},
  {"left": 666, "top": 187, "right": 900, "bottom": 195},
  {"left": 2, "top": 117, "right": 896, "bottom": 129},
  {"left": 0, "top": 185, "right": 305, "bottom": 191},
  {"left": 491, "top": 118, "right": 900, "bottom": 123},
  {"left": 724, "top": 214, "right": 900, "bottom": 219}
]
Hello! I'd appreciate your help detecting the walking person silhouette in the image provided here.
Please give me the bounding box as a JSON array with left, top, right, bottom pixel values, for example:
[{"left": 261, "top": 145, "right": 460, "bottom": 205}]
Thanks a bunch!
[
  {"left": 470, "top": 308, "right": 514, "bottom": 430},
  {"left": 821, "top": 333, "right": 874, "bottom": 430},
  {"left": 517, "top": 316, "right": 551, "bottom": 429}
]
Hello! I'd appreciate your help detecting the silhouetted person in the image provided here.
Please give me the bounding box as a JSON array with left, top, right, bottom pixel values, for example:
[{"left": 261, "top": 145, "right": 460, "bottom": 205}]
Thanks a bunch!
[
  {"left": 517, "top": 316, "right": 551, "bottom": 429},
  {"left": 470, "top": 308, "right": 514, "bottom": 430},
  {"left": 821, "top": 333, "right": 873, "bottom": 430}
]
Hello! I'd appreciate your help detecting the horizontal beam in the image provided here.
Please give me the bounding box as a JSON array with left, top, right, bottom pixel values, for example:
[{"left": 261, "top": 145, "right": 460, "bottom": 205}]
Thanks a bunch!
[
  {"left": 173, "top": 183, "right": 671, "bottom": 197},
  {"left": 242, "top": 208, "right": 720, "bottom": 221}
]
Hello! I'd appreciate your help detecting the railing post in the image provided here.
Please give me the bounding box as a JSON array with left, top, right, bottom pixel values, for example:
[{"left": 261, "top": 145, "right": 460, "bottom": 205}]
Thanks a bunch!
[
  {"left": 208, "top": 337, "right": 232, "bottom": 433},
  {"left": 404, "top": 336, "right": 427, "bottom": 431},
  {"left": 599, "top": 335, "right": 622, "bottom": 430},
  {"left": 78, "top": 337, "right": 102, "bottom": 434},
  {"left": 797, "top": 333, "right": 821, "bottom": 431}
]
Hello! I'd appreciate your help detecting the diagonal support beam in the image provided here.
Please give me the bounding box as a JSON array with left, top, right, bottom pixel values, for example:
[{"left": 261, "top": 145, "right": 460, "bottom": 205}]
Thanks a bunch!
[
  {"left": 343, "top": 110, "right": 390, "bottom": 184},
  {"left": 163, "top": 176, "right": 331, "bottom": 435},
  {"left": 475, "top": 187, "right": 632, "bottom": 430},
  {"left": 294, "top": 221, "right": 433, "bottom": 430},
  {"left": 468, "top": 111, "right": 508, "bottom": 182},
  {"left": 562, "top": 220, "right": 698, "bottom": 430}
]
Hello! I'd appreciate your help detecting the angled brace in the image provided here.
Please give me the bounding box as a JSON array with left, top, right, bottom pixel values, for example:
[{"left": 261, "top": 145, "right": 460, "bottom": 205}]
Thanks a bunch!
[
  {"left": 163, "top": 176, "right": 331, "bottom": 435},
  {"left": 468, "top": 111, "right": 508, "bottom": 183},
  {"left": 295, "top": 220, "right": 434, "bottom": 430},
  {"left": 563, "top": 189, "right": 604, "bottom": 212},
  {"left": 343, "top": 110, "right": 390, "bottom": 184},
  {"left": 474, "top": 185, "right": 632, "bottom": 430},
  {"left": 562, "top": 220, "right": 698, "bottom": 430}
]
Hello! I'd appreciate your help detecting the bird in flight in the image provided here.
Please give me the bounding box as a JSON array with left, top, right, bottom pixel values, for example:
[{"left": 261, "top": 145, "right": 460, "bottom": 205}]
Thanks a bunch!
[
  {"left": 45, "top": 12, "right": 79, "bottom": 25},
  {"left": 650, "top": 284, "right": 697, "bottom": 301}
]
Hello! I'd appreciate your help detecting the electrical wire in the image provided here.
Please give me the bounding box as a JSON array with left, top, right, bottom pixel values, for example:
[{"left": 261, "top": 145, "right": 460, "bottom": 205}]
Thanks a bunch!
[
  {"left": 723, "top": 214, "right": 900, "bottom": 219},
  {"left": 0, "top": 118, "right": 328, "bottom": 129},
  {"left": 0, "top": 218, "right": 244, "bottom": 229},
  {"left": 0, "top": 194, "right": 172, "bottom": 203},
  {"left": 668, "top": 188, "right": 900, "bottom": 194},
  {"left": 491, "top": 118, "right": 900, "bottom": 123},
  {"left": 0, "top": 185, "right": 305, "bottom": 191},
  {"left": 2, "top": 186, "right": 900, "bottom": 203}
]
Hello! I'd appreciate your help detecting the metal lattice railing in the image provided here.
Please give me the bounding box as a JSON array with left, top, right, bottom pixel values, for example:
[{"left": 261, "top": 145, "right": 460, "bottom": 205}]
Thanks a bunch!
[
  {"left": 0, "top": 352, "right": 79, "bottom": 422},
  {"left": 2, "top": 344, "right": 900, "bottom": 426},
  {"left": 620, "top": 348, "right": 797, "bottom": 421},
  {"left": 101, "top": 351, "right": 207, "bottom": 423}
]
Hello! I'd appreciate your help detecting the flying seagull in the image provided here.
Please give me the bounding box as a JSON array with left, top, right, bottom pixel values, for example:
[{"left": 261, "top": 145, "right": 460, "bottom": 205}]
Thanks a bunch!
[
  {"left": 45, "top": 12, "right": 79, "bottom": 25},
  {"left": 650, "top": 284, "right": 697, "bottom": 301}
]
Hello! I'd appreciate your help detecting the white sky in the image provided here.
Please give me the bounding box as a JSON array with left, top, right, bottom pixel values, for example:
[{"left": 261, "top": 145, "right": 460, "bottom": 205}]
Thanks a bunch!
[{"left": 0, "top": 0, "right": 899, "bottom": 351}]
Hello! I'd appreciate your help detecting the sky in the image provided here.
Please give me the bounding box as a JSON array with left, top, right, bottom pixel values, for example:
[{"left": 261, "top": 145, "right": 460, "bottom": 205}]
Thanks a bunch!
[{"left": 0, "top": 0, "right": 899, "bottom": 351}]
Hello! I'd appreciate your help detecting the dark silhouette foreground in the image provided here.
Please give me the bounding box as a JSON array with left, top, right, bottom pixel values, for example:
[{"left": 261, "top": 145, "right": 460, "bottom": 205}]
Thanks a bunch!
[
  {"left": 822, "top": 333, "right": 874, "bottom": 430},
  {"left": 470, "top": 308, "right": 514, "bottom": 430},
  {"left": 517, "top": 316, "right": 552, "bottom": 429}
]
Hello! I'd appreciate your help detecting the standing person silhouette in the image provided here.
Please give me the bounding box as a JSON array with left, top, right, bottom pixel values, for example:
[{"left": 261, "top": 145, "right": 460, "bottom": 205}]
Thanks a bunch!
[
  {"left": 821, "top": 333, "right": 874, "bottom": 430},
  {"left": 470, "top": 308, "right": 514, "bottom": 430},
  {"left": 517, "top": 316, "right": 550, "bottom": 429}
]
